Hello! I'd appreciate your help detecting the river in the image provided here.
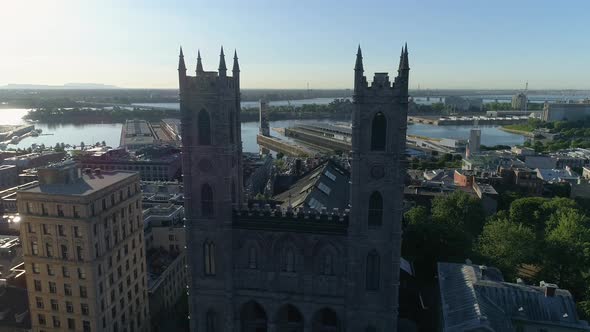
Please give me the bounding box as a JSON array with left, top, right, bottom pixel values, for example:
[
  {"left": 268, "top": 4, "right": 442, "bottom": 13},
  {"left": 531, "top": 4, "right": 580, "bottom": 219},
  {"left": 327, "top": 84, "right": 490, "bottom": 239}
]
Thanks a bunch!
[{"left": 0, "top": 108, "right": 524, "bottom": 152}]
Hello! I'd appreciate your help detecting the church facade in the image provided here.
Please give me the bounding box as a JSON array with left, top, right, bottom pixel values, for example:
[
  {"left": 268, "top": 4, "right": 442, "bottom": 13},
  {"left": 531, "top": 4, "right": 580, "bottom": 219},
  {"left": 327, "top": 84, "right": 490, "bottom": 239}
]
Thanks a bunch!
[{"left": 178, "top": 45, "right": 409, "bottom": 332}]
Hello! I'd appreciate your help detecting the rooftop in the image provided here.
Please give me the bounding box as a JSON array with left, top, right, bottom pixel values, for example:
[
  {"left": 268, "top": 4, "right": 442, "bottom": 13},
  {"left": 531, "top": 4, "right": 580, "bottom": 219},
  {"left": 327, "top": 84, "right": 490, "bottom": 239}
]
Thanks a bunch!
[{"left": 19, "top": 169, "right": 137, "bottom": 196}]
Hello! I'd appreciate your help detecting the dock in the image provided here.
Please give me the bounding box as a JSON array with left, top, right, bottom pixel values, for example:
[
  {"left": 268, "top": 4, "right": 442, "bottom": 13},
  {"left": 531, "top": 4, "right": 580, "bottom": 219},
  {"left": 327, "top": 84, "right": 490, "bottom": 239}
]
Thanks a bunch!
[
  {"left": 408, "top": 115, "right": 529, "bottom": 126},
  {"left": 256, "top": 134, "right": 314, "bottom": 157}
]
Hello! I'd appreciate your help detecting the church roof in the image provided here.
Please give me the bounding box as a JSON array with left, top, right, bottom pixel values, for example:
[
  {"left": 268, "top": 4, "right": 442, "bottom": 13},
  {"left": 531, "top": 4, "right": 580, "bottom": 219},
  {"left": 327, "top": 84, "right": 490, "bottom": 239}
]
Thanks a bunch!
[{"left": 273, "top": 160, "right": 350, "bottom": 212}]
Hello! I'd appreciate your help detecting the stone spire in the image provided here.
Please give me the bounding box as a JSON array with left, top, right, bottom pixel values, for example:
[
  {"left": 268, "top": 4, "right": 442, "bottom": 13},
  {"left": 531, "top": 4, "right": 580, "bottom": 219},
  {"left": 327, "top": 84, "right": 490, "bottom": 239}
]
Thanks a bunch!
[
  {"left": 196, "top": 50, "right": 204, "bottom": 74},
  {"left": 398, "top": 43, "right": 409, "bottom": 72},
  {"left": 232, "top": 50, "right": 240, "bottom": 73},
  {"left": 178, "top": 46, "right": 186, "bottom": 73},
  {"left": 354, "top": 44, "right": 364, "bottom": 72},
  {"left": 218, "top": 46, "right": 227, "bottom": 76}
]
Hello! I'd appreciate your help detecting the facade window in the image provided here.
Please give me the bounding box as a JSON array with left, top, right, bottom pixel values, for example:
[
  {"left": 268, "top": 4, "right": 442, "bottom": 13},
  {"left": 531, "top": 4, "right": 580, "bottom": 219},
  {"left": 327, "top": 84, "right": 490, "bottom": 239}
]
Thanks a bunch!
[
  {"left": 102, "top": 199, "right": 106, "bottom": 210},
  {"left": 61, "top": 245, "right": 68, "bottom": 259},
  {"left": 66, "top": 301, "right": 74, "bottom": 313},
  {"left": 57, "top": 205, "right": 64, "bottom": 217},
  {"left": 80, "top": 286, "right": 88, "bottom": 298},
  {"left": 198, "top": 109, "right": 212, "bottom": 145},
  {"left": 201, "top": 184, "right": 214, "bottom": 217},
  {"left": 73, "top": 206, "right": 80, "bottom": 218},
  {"left": 81, "top": 303, "right": 89, "bottom": 315},
  {"left": 368, "top": 191, "right": 383, "bottom": 227},
  {"left": 78, "top": 267, "right": 86, "bottom": 279},
  {"left": 34, "top": 280, "right": 42, "bottom": 291},
  {"left": 64, "top": 284, "right": 72, "bottom": 296},
  {"left": 63, "top": 266, "right": 70, "bottom": 277},
  {"left": 204, "top": 241, "right": 215, "bottom": 276},
  {"left": 68, "top": 318, "right": 76, "bottom": 330},
  {"left": 49, "top": 281, "right": 57, "bottom": 294},
  {"left": 370, "top": 112, "right": 387, "bottom": 150},
  {"left": 32, "top": 263, "right": 40, "bottom": 274},
  {"left": 35, "top": 297, "right": 44, "bottom": 309},
  {"left": 74, "top": 226, "right": 81, "bottom": 238},
  {"left": 26, "top": 202, "right": 33, "bottom": 214},
  {"left": 41, "top": 204, "right": 48, "bottom": 216},
  {"left": 38, "top": 314, "right": 46, "bottom": 325},
  {"left": 46, "top": 243, "right": 54, "bottom": 257},
  {"left": 42, "top": 223, "right": 49, "bottom": 234},
  {"left": 248, "top": 246, "right": 257, "bottom": 269},
  {"left": 285, "top": 249, "right": 295, "bottom": 272},
  {"left": 366, "top": 250, "right": 380, "bottom": 291},
  {"left": 83, "top": 320, "right": 91, "bottom": 332},
  {"left": 52, "top": 315, "right": 60, "bottom": 328},
  {"left": 50, "top": 299, "right": 59, "bottom": 311},
  {"left": 47, "top": 264, "right": 55, "bottom": 276},
  {"left": 27, "top": 222, "right": 35, "bottom": 233},
  {"left": 31, "top": 241, "right": 39, "bottom": 255},
  {"left": 77, "top": 246, "right": 84, "bottom": 260},
  {"left": 58, "top": 224, "right": 65, "bottom": 236}
]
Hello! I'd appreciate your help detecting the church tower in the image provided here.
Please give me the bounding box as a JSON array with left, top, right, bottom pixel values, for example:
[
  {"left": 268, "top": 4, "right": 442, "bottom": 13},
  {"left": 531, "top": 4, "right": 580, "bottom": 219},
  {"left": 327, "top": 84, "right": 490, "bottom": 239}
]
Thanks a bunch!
[
  {"left": 346, "top": 45, "right": 409, "bottom": 331},
  {"left": 179, "top": 47, "right": 242, "bottom": 331}
]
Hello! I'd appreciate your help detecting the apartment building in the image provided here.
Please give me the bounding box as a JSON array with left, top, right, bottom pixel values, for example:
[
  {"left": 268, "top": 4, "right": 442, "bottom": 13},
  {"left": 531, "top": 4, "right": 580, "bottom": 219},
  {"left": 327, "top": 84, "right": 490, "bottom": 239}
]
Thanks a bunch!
[{"left": 18, "top": 161, "right": 149, "bottom": 332}]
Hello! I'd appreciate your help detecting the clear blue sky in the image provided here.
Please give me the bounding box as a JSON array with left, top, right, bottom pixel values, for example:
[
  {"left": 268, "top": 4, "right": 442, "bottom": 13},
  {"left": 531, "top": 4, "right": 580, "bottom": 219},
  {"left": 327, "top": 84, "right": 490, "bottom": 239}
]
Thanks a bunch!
[{"left": 2, "top": 0, "right": 589, "bottom": 89}]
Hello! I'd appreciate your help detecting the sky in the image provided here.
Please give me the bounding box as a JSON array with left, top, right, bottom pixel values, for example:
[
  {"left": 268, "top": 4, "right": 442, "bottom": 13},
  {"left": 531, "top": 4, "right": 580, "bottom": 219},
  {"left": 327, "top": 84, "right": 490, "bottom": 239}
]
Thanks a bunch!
[{"left": 2, "top": 0, "right": 590, "bottom": 90}]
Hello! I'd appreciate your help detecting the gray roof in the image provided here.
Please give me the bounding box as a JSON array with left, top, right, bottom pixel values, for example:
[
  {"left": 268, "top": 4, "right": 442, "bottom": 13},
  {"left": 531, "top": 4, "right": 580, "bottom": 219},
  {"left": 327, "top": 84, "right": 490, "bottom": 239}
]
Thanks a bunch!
[
  {"left": 19, "top": 171, "right": 137, "bottom": 196},
  {"left": 438, "top": 262, "right": 590, "bottom": 332}
]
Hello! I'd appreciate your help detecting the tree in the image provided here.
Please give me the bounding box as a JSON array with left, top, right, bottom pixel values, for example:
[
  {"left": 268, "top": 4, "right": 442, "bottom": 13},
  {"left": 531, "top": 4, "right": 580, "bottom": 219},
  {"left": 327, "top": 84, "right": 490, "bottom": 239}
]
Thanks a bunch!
[
  {"left": 404, "top": 206, "right": 429, "bottom": 225},
  {"left": 431, "top": 191, "right": 486, "bottom": 237},
  {"left": 476, "top": 219, "right": 537, "bottom": 280},
  {"left": 276, "top": 152, "right": 284, "bottom": 159},
  {"left": 508, "top": 197, "right": 546, "bottom": 234}
]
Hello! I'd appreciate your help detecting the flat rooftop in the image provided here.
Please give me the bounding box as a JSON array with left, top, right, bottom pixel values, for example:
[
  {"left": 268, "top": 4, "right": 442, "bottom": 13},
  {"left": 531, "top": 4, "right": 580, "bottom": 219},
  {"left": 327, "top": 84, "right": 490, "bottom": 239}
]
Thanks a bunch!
[{"left": 19, "top": 170, "right": 137, "bottom": 196}]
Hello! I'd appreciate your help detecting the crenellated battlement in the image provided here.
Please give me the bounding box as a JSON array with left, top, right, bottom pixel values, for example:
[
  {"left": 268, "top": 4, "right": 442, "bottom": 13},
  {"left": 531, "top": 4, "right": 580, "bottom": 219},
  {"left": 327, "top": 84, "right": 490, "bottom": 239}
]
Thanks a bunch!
[{"left": 233, "top": 203, "right": 349, "bottom": 234}]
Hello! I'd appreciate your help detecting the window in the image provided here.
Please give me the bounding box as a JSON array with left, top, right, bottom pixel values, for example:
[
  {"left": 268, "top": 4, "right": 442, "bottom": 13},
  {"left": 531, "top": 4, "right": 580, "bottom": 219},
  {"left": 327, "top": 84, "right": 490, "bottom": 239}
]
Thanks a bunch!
[
  {"left": 46, "top": 243, "right": 54, "bottom": 257},
  {"left": 73, "top": 206, "right": 80, "bottom": 218},
  {"left": 198, "top": 109, "right": 211, "bottom": 145},
  {"left": 32, "top": 263, "right": 40, "bottom": 274},
  {"left": 41, "top": 204, "right": 48, "bottom": 216},
  {"left": 102, "top": 199, "right": 107, "bottom": 210},
  {"left": 38, "top": 314, "right": 46, "bottom": 325},
  {"left": 285, "top": 249, "right": 295, "bottom": 272},
  {"left": 78, "top": 267, "right": 86, "bottom": 279},
  {"left": 27, "top": 222, "right": 35, "bottom": 233},
  {"left": 371, "top": 112, "right": 387, "bottom": 150},
  {"left": 68, "top": 318, "right": 76, "bottom": 330},
  {"left": 80, "top": 286, "right": 88, "bottom": 298},
  {"left": 63, "top": 266, "right": 70, "bottom": 277},
  {"left": 58, "top": 224, "right": 65, "bottom": 236},
  {"left": 368, "top": 191, "right": 383, "bottom": 227},
  {"left": 74, "top": 226, "right": 81, "bottom": 238},
  {"left": 34, "top": 280, "right": 42, "bottom": 291},
  {"left": 47, "top": 264, "right": 55, "bottom": 276},
  {"left": 52, "top": 315, "right": 61, "bottom": 328},
  {"left": 81, "top": 303, "right": 89, "bottom": 315},
  {"left": 248, "top": 246, "right": 257, "bottom": 269},
  {"left": 64, "top": 284, "right": 72, "bottom": 296},
  {"left": 50, "top": 299, "right": 59, "bottom": 311},
  {"left": 31, "top": 241, "right": 39, "bottom": 255},
  {"left": 35, "top": 297, "right": 44, "bottom": 309},
  {"left": 66, "top": 301, "right": 73, "bottom": 313},
  {"left": 42, "top": 223, "right": 49, "bottom": 234},
  {"left": 61, "top": 245, "right": 68, "bottom": 259},
  {"left": 26, "top": 202, "right": 33, "bottom": 214},
  {"left": 323, "top": 253, "right": 334, "bottom": 275},
  {"left": 57, "top": 205, "right": 64, "bottom": 217},
  {"left": 205, "top": 310, "right": 217, "bottom": 332},
  {"left": 77, "top": 246, "right": 84, "bottom": 260},
  {"left": 204, "top": 241, "right": 215, "bottom": 276},
  {"left": 366, "top": 250, "right": 380, "bottom": 290},
  {"left": 201, "top": 184, "right": 214, "bottom": 217},
  {"left": 318, "top": 182, "right": 332, "bottom": 195},
  {"left": 83, "top": 320, "right": 91, "bottom": 332},
  {"left": 49, "top": 281, "right": 57, "bottom": 293}
]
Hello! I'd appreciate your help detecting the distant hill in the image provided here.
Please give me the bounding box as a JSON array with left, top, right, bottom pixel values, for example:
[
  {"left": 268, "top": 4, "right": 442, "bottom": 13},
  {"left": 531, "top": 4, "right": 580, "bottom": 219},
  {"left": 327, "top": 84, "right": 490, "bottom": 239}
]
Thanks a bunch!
[{"left": 0, "top": 83, "right": 118, "bottom": 89}]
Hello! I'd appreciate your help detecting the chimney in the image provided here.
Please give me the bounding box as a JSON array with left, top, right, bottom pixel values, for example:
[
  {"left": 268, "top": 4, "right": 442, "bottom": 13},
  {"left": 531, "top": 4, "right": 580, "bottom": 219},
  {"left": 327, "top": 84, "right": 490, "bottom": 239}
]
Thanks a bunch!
[
  {"left": 540, "top": 281, "right": 558, "bottom": 297},
  {"left": 94, "top": 168, "right": 102, "bottom": 175}
]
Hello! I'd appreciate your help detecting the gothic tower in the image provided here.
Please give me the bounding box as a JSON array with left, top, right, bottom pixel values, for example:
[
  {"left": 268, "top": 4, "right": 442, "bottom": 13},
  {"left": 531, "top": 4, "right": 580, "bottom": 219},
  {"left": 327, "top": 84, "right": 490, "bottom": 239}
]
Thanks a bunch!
[
  {"left": 179, "top": 46, "right": 242, "bottom": 331},
  {"left": 346, "top": 45, "right": 409, "bottom": 331}
]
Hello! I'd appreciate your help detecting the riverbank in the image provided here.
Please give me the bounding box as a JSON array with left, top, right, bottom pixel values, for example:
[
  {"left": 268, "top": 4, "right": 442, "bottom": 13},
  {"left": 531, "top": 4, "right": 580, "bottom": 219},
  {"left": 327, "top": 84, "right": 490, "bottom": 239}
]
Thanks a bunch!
[{"left": 499, "top": 126, "right": 534, "bottom": 137}]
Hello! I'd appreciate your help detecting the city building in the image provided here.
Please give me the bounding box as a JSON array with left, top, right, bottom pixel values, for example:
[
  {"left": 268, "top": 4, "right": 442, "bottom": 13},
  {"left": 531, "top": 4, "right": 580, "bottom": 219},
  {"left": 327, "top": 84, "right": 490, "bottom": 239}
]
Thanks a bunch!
[
  {"left": 438, "top": 262, "right": 590, "bottom": 332},
  {"left": 160, "top": 119, "right": 181, "bottom": 142},
  {"left": 467, "top": 128, "right": 481, "bottom": 156},
  {"left": 535, "top": 167, "right": 580, "bottom": 184},
  {"left": 0, "top": 165, "right": 18, "bottom": 191},
  {"left": 511, "top": 92, "right": 527, "bottom": 110},
  {"left": 140, "top": 181, "right": 184, "bottom": 206},
  {"left": 444, "top": 96, "right": 482, "bottom": 112},
  {"left": 178, "top": 45, "right": 409, "bottom": 330},
  {"left": 463, "top": 151, "right": 525, "bottom": 171},
  {"left": 0, "top": 283, "right": 31, "bottom": 331},
  {"left": 259, "top": 100, "right": 270, "bottom": 137},
  {"left": 542, "top": 102, "right": 590, "bottom": 122},
  {"left": 76, "top": 147, "right": 181, "bottom": 181},
  {"left": 18, "top": 161, "right": 149, "bottom": 332},
  {"left": 2, "top": 152, "right": 66, "bottom": 172},
  {"left": 0, "top": 182, "right": 38, "bottom": 214}
]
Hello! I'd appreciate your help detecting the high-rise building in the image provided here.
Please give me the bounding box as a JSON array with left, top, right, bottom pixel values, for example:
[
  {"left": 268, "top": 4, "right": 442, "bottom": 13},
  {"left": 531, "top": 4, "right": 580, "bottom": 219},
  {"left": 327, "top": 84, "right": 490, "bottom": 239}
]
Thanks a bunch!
[
  {"left": 179, "top": 44, "right": 409, "bottom": 331},
  {"left": 511, "top": 93, "right": 527, "bottom": 111},
  {"left": 259, "top": 100, "right": 270, "bottom": 137},
  {"left": 18, "top": 161, "right": 149, "bottom": 332}
]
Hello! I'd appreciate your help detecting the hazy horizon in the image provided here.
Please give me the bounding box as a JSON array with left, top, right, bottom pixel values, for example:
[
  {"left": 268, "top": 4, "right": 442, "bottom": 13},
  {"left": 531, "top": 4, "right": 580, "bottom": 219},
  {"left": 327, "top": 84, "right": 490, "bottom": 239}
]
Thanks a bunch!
[{"left": 3, "top": 0, "right": 590, "bottom": 90}]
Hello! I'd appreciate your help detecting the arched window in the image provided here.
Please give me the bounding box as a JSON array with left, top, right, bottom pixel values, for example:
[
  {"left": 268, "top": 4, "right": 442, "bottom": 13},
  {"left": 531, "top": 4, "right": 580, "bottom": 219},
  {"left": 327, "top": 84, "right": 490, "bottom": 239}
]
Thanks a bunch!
[
  {"left": 285, "top": 249, "right": 295, "bottom": 272},
  {"left": 323, "top": 253, "right": 334, "bottom": 275},
  {"left": 198, "top": 109, "right": 211, "bottom": 145},
  {"left": 204, "top": 241, "right": 215, "bottom": 276},
  {"left": 371, "top": 112, "right": 386, "bottom": 151},
  {"left": 201, "top": 184, "right": 214, "bottom": 217},
  {"left": 366, "top": 250, "right": 380, "bottom": 290},
  {"left": 206, "top": 309, "right": 217, "bottom": 332},
  {"left": 248, "top": 246, "right": 257, "bottom": 269},
  {"left": 368, "top": 191, "right": 383, "bottom": 227}
]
